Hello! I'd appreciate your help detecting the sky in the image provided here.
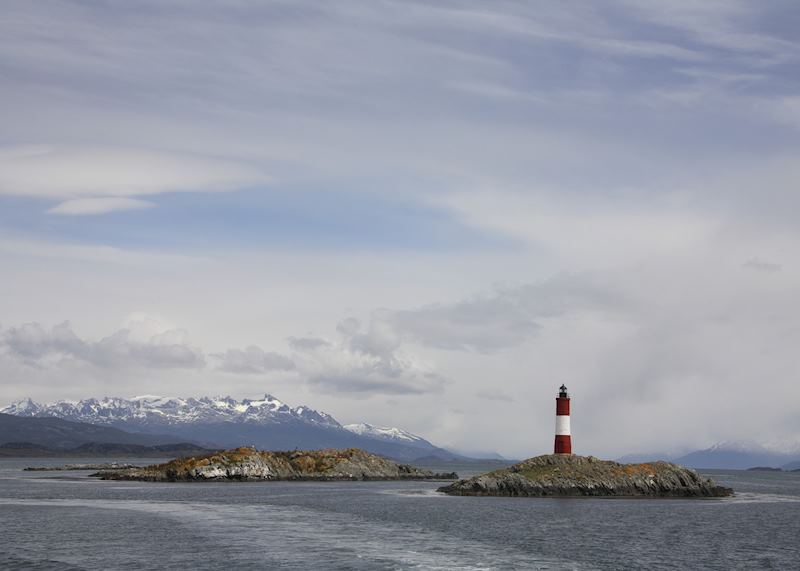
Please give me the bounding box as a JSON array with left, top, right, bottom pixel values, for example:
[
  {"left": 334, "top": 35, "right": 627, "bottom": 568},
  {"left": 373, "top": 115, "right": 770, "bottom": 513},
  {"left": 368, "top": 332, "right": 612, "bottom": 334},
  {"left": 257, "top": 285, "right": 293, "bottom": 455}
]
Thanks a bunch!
[{"left": 1, "top": 0, "right": 800, "bottom": 459}]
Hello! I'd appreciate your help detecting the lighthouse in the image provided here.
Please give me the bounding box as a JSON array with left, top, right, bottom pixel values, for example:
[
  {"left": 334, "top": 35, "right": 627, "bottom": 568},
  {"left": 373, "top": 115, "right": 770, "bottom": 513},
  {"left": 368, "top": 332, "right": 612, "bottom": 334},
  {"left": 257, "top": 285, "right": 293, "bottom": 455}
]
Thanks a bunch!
[{"left": 554, "top": 384, "right": 572, "bottom": 454}]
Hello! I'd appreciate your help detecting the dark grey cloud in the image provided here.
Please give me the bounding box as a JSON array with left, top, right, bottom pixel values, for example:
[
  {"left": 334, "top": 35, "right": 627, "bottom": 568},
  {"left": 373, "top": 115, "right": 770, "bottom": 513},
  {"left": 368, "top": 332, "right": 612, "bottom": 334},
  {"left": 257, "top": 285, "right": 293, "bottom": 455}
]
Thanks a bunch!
[
  {"left": 364, "top": 273, "right": 625, "bottom": 353},
  {"left": 1, "top": 321, "right": 205, "bottom": 369},
  {"left": 287, "top": 336, "right": 331, "bottom": 351},
  {"left": 743, "top": 257, "right": 782, "bottom": 273},
  {"left": 91, "top": 329, "right": 205, "bottom": 369},
  {"left": 291, "top": 273, "right": 623, "bottom": 396},
  {"left": 215, "top": 345, "right": 295, "bottom": 374},
  {"left": 3, "top": 321, "right": 86, "bottom": 360},
  {"left": 286, "top": 273, "right": 625, "bottom": 398},
  {"left": 0, "top": 318, "right": 443, "bottom": 395},
  {"left": 288, "top": 318, "right": 445, "bottom": 396},
  {"left": 308, "top": 372, "right": 445, "bottom": 397}
]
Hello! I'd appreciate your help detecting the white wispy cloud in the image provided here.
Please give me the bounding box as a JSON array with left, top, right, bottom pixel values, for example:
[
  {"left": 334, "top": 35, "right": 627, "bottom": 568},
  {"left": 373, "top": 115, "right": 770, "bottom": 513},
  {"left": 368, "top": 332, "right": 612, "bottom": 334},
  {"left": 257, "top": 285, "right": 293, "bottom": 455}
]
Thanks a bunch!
[
  {"left": 47, "top": 197, "right": 155, "bottom": 216},
  {"left": 0, "top": 238, "right": 207, "bottom": 266},
  {"left": 0, "top": 145, "right": 269, "bottom": 211}
]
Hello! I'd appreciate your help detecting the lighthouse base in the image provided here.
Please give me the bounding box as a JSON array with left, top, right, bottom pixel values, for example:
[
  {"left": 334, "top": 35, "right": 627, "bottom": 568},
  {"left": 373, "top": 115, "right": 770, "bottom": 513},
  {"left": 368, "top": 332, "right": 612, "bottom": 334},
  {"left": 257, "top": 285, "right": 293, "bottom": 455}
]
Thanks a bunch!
[{"left": 554, "top": 435, "right": 572, "bottom": 455}]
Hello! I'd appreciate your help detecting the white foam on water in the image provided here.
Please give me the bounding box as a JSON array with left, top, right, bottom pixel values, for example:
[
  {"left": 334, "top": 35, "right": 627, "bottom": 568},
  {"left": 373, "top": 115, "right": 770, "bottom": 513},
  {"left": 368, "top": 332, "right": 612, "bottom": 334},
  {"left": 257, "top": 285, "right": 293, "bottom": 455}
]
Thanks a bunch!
[
  {"left": 8, "top": 477, "right": 101, "bottom": 486},
  {"left": 379, "top": 488, "right": 450, "bottom": 498},
  {"left": 718, "top": 492, "right": 800, "bottom": 505},
  {"left": 0, "top": 497, "right": 580, "bottom": 570}
]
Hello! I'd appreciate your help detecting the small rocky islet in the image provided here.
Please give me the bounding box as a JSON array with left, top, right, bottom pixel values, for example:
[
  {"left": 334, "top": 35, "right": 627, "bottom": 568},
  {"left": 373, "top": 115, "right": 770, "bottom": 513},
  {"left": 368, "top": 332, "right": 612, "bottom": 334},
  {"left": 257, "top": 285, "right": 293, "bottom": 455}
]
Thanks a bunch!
[
  {"left": 25, "top": 462, "right": 138, "bottom": 471},
  {"left": 91, "top": 447, "right": 458, "bottom": 482},
  {"left": 438, "top": 454, "right": 733, "bottom": 498}
]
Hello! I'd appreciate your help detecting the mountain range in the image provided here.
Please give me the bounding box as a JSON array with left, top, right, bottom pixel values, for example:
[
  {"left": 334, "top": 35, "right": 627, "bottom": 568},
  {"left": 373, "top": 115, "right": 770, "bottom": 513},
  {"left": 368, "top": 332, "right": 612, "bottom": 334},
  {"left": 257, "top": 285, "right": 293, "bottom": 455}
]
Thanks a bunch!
[
  {"left": 5, "top": 394, "right": 796, "bottom": 468},
  {"left": 0, "top": 412, "right": 186, "bottom": 449},
  {"left": 0, "top": 394, "right": 461, "bottom": 461},
  {"left": 617, "top": 440, "right": 800, "bottom": 470}
]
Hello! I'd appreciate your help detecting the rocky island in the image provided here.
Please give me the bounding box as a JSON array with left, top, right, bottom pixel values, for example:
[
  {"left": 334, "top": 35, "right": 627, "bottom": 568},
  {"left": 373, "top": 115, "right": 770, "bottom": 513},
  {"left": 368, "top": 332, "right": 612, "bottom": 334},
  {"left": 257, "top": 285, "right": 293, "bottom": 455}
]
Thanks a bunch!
[
  {"left": 438, "top": 454, "right": 733, "bottom": 497},
  {"left": 91, "top": 447, "right": 458, "bottom": 482},
  {"left": 25, "top": 462, "right": 138, "bottom": 471}
]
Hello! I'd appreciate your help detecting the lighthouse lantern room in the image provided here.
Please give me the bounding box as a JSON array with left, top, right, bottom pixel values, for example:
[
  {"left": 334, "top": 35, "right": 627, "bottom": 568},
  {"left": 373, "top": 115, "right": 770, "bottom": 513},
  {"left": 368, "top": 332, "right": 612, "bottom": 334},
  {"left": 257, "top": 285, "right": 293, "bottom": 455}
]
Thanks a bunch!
[{"left": 554, "top": 384, "right": 572, "bottom": 455}]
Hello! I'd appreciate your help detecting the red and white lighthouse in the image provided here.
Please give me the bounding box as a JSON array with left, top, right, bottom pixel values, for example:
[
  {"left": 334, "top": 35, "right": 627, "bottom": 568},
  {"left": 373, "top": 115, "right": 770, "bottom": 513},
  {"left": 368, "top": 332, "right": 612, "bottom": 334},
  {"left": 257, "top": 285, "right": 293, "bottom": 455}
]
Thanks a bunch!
[{"left": 554, "top": 384, "right": 572, "bottom": 454}]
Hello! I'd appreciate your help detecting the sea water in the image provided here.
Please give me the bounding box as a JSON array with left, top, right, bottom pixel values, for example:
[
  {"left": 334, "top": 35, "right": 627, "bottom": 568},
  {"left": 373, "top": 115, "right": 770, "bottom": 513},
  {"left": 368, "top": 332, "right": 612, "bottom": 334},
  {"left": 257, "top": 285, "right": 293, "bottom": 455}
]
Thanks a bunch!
[{"left": 0, "top": 458, "right": 798, "bottom": 570}]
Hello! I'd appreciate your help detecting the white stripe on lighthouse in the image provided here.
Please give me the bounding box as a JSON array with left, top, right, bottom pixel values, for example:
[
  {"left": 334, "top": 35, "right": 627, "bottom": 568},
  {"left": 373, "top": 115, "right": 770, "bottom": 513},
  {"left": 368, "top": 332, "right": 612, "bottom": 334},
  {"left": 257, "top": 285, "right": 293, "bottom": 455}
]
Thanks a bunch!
[{"left": 555, "top": 415, "right": 570, "bottom": 436}]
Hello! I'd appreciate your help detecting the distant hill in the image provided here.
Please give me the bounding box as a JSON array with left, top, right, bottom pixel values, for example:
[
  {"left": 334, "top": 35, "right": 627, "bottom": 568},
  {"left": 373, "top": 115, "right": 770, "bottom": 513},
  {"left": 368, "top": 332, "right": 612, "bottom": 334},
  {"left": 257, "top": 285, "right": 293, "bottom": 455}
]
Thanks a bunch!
[
  {"left": 615, "top": 441, "right": 800, "bottom": 470},
  {"left": 672, "top": 442, "right": 800, "bottom": 470},
  {"left": 0, "top": 413, "right": 198, "bottom": 451},
  {"left": 781, "top": 459, "right": 800, "bottom": 471},
  {"left": 2, "top": 394, "right": 466, "bottom": 461},
  {"left": 615, "top": 452, "right": 682, "bottom": 464},
  {"left": 0, "top": 440, "right": 214, "bottom": 458}
]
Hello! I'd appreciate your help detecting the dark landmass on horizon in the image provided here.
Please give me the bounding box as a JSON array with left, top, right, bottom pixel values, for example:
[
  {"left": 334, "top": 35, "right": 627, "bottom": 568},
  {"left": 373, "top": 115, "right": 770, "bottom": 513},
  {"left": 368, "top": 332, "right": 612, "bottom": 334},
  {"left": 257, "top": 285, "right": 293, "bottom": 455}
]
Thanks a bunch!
[{"left": 1, "top": 441, "right": 214, "bottom": 458}]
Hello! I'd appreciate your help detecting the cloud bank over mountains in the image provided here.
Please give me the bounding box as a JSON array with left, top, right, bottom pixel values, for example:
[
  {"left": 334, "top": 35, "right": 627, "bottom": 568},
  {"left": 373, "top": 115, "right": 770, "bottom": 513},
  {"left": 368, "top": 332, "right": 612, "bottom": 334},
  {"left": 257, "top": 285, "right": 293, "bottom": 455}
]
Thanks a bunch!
[
  {"left": 0, "top": 312, "right": 445, "bottom": 397},
  {"left": 1, "top": 248, "right": 798, "bottom": 457},
  {"left": 1, "top": 272, "right": 622, "bottom": 396}
]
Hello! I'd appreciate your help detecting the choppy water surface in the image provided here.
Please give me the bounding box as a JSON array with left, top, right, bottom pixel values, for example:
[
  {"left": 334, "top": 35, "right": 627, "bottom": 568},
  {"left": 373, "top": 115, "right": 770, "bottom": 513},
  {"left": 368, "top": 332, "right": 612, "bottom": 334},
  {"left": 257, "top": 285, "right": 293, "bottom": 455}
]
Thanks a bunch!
[{"left": 0, "top": 459, "right": 798, "bottom": 570}]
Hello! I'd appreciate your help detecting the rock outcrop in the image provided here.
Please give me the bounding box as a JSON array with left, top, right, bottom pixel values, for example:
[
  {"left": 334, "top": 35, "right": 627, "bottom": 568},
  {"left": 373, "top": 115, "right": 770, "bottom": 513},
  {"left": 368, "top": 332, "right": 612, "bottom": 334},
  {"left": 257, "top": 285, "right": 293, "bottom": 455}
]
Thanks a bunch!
[
  {"left": 92, "top": 447, "right": 458, "bottom": 482},
  {"left": 438, "top": 454, "right": 732, "bottom": 497},
  {"left": 25, "top": 462, "right": 138, "bottom": 471}
]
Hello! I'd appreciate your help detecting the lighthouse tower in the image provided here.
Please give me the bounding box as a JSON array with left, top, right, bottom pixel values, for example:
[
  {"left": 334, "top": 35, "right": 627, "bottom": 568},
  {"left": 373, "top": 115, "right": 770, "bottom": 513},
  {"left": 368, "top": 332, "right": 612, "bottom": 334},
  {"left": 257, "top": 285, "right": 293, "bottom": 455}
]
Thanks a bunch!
[{"left": 554, "top": 384, "right": 572, "bottom": 455}]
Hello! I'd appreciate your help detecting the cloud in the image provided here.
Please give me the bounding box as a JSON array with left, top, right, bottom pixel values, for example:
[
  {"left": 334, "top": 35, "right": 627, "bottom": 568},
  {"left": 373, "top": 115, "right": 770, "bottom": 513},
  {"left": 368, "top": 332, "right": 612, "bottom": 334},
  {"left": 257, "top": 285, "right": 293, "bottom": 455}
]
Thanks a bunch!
[
  {"left": 619, "top": 1, "right": 800, "bottom": 64},
  {"left": 436, "top": 190, "right": 723, "bottom": 267},
  {"left": 352, "top": 273, "right": 623, "bottom": 354},
  {"left": 385, "top": 297, "right": 538, "bottom": 353},
  {"left": 743, "top": 257, "right": 782, "bottom": 273},
  {"left": 3, "top": 321, "right": 86, "bottom": 360},
  {"left": 307, "top": 372, "right": 444, "bottom": 396},
  {"left": 93, "top": 328, "right": 206, "bottom": 369},
  {"left": 290, "top": 318, "right": 445, "bottom": 396},
  {"left": 0, "top": 238, "right": 206, "bottom": 267},
  {"left": 47, "top": 197, "right": 155, "bottom": 216},
  {"left": 215, "top": 345, "right": 295, "bottom": 374},
  {"left": 1, "top": 0, "right": 788, "bottom": 204},
  {"left": 0, "top": 145, "right": 268, "bottom": 210},
  {"left": 0, "top": 314, "right": 444, "bottom": 395},
  {"left": 475, "top": 390, "right": 514, "bottom": 402},
  {"left": 287, "top": 336, "right": 331, "bottom": 351},
  {"left": 445, "top": 6, "right": 706, "bottom": 62},
  {"left": 1, "top": 320, "right": 205, "bottom": 369}
]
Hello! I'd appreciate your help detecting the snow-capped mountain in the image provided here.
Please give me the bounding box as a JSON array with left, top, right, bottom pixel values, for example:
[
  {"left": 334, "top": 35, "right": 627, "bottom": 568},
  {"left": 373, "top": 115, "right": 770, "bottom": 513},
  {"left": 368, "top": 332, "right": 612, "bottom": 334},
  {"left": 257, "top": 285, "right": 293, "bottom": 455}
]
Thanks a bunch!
[
  {"left": 343, "top": 423, "right": 430, "bottom": 445},
  {"left": 661, "top": 440, "right": 800, "bottom": 470},
  {"left": 1, "top": 394, "right": 460, "bottom": 461},
  {"left": 2, "top": 394, "right": 341, "bottom": 429}
]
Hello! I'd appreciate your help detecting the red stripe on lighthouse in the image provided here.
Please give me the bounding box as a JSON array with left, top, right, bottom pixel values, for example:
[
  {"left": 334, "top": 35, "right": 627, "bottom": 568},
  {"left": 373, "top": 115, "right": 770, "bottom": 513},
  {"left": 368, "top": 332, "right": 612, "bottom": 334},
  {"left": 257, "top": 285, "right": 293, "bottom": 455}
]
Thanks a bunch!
[
  {"left": 554, "top": 384, "right": 572, "bottom": 455},
  {"left": 554, "top": 435, "right": 571, "bottom": 454}
]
